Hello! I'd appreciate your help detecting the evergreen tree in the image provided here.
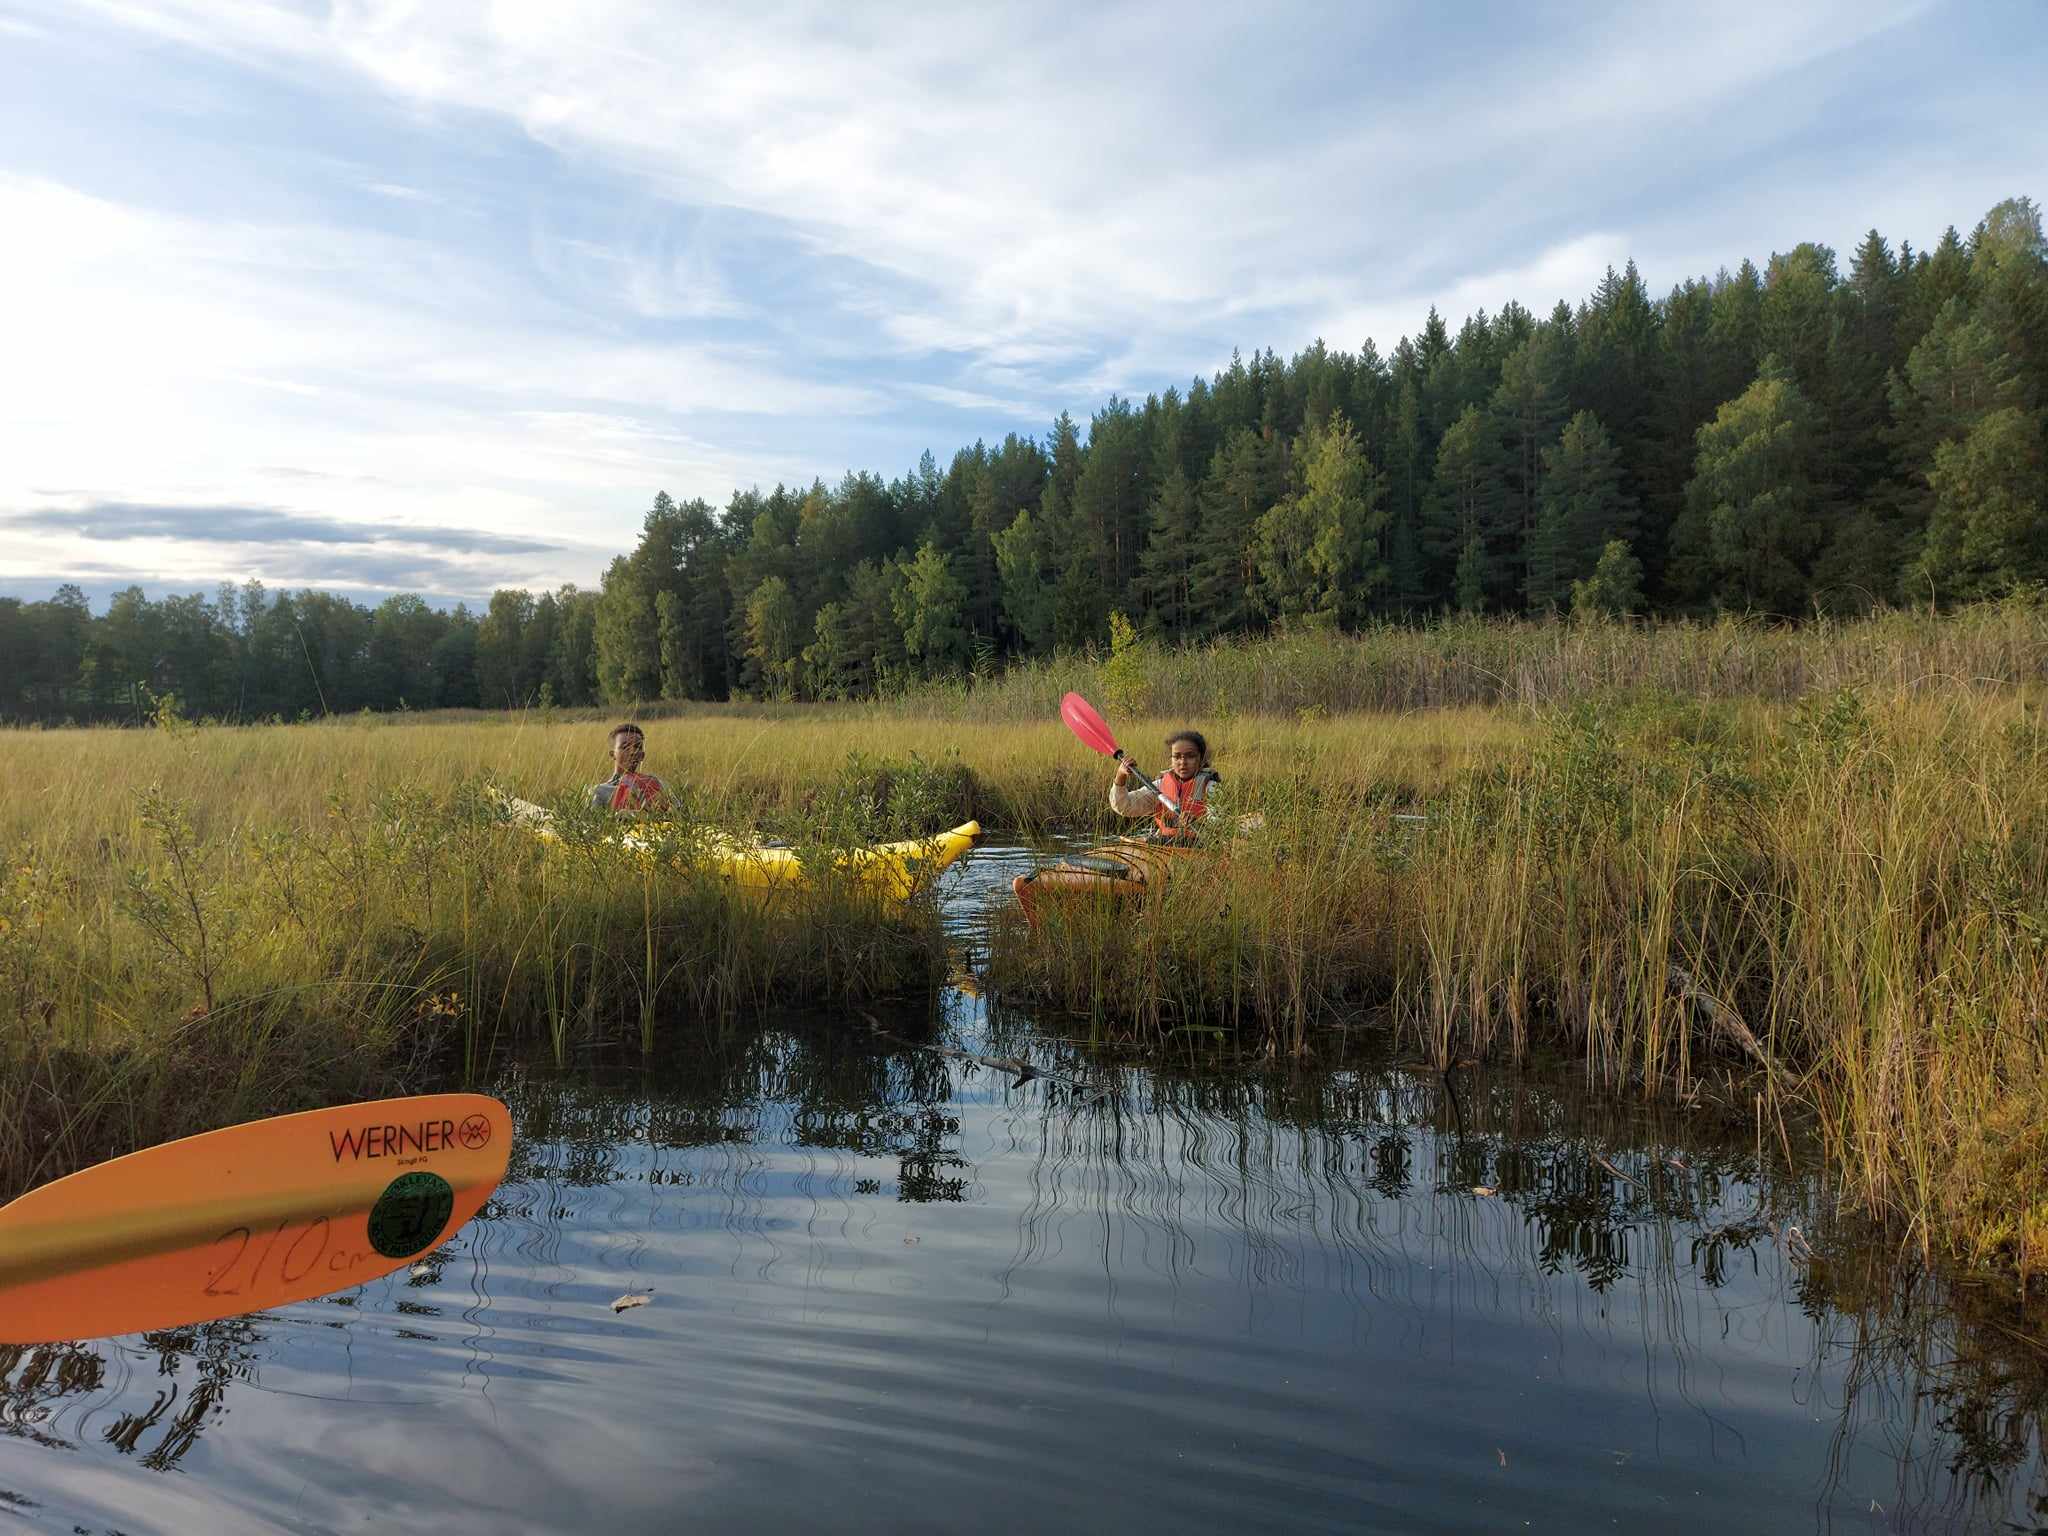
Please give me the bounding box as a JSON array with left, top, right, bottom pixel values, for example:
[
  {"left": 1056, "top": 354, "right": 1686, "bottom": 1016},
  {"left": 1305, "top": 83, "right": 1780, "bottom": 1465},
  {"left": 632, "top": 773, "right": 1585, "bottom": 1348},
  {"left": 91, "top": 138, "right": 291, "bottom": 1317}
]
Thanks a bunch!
[
  {"left": 1647, "top": 277, "right": 1722, "bottom": 594},
  {"left": 1187, "top": 427, "right": 1283, "bottom": 635},
  {"left": 894, "top": 541, "right": 971, "bottom": 674},
  {"left": 992, "top": 507, "right": 1057, "bottom": 655},
  {"left": 474, "top": 589, "right": 534, "bottom": 707},
  {"left": 805, "top": 600, "right": 856, "bottom": 700},
  {"left": 429, "top": 606, "right": 480, "bottom": 709},
  {"left": 742, "top": 575, "right": 803, "bottom": 699},
  {"left": 1889, "top": 296, "right": 2027, "bottom": 558},
  {"left": 1527, "top": 411, "right": 1637, "bottom": 611},
  {"left": 655, "top": 591, "right": 690, "bottom": 699},
  {"left": 1571, "top": 540, "right": 1646, "bottom": 619},
  {"left": 1678, "top": 358, "right": 1824, "bottom": 612},
  {"left": 1706, "top": 260, "right": 1765, "bottom": 405},
  {"left": 1073, "top": 396, "right": 1151, "bottom": 603},
  {"left": 1970, "top": 196, "right": 2048, "bottom": 406},
  {"left": 1134, "top": 464, "right": 1201, "bottom": 633},
  {"left": 367, "top": 594, "right": 446, "bottom": 712},
  {"left": 594, "top": 555, "right": 659, "bottom": 704},
  {"left": 1810, "top": 230, "right": 1913, "bottom": 609},
  {"left": 548, "top": 587, "right": 600, "bottom": 705},
  {"left": 964, "top": 465, "right": 1002, "bottom": 644},
  {"left": 1493, "top": 326, "right": 1573, "bottom": 589},
  {"left": 1900, "top": 226, "right": 1976, "bottom": 353},
  {"left": 1914, "top": 406, "right": 2048, "bottom": 599},
  {"left": 1381, "top": 367, "right": 1432, "bottom": 609},
  {"left": 1759, "top": 243, "right": 1839, "bottom": 398},
  {"left": 1426, "top": 405, "right": 1512, "bottom": 610},
  {"left": 846, "top": 558, "right": 910, "bottom": 690},
  {"left": 1251, "top": 412, "right": 1388, "bottom": 626},
  {"left": 1575, "top": 261, "right": 1658, "bottom": 502}
]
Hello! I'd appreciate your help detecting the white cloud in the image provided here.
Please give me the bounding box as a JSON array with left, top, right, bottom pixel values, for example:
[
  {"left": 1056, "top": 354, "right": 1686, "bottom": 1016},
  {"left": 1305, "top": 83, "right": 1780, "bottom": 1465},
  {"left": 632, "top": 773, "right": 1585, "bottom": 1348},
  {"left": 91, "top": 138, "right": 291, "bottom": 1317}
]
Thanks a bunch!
[
  {"left": 1317, "top": 234, "right": 1637, "bottom": 358},
  {"left": 10, "top": 0, "right": 2041, "bottom": 596},
  {"left": 0, "top": 173, "right": 873, "bottom": 584},
  {"left": 57, "top": 0, "right": 1945, "bottom": 369},
  {"left": 901, "top": 383, "right": 1042, "bottom": 417}
]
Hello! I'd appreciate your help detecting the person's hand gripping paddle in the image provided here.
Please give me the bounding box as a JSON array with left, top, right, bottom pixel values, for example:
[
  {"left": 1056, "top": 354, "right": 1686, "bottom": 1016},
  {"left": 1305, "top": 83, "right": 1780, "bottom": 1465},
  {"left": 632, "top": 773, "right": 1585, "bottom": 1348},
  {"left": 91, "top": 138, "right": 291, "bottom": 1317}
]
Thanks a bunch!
[
  {"left": 1059, "top": 691, "right": 1187, "bottom": 832},
  {"left": 0, "top": 1093, "right": 512, "bottom": 1345}
]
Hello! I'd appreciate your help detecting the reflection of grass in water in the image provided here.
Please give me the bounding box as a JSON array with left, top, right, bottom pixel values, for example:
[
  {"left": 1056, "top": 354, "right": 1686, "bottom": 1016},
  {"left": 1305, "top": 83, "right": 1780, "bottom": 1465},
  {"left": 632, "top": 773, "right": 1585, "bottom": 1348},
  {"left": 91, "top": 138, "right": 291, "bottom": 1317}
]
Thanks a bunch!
[
  {"left": 988, "top": 687, "right": 2048, "bottom": 1288},
  {"left": 499, "top": 1020, "right": 2042, "bottom": 1524},
  {"left": 0, "top": 1014, "right": 2039, "bottom": 1519}
]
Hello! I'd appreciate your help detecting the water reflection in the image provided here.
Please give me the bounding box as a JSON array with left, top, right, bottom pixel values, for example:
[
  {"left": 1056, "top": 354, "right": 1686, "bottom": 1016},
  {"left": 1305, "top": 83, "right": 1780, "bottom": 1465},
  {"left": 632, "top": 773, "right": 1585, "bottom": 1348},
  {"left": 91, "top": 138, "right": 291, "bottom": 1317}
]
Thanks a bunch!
[{"left": 0, "top": 853, "right": 2041, "bottom": 1532}]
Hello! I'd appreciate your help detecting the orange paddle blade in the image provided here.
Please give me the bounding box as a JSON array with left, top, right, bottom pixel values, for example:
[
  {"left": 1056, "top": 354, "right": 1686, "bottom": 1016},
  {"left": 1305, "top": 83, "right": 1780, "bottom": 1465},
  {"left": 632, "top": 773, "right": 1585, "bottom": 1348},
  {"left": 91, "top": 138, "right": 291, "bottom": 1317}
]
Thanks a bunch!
[{"left": 0, "top": 1092, "right": 511, "bottom": 1345}]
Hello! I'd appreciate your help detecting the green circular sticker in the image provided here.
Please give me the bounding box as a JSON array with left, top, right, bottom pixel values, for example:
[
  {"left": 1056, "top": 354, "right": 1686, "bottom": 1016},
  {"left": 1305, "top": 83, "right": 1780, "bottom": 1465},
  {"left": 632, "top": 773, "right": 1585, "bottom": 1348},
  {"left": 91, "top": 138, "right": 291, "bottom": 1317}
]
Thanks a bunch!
[{"left": 368, "top": 1171, "right": 456, "bottom": 1260}]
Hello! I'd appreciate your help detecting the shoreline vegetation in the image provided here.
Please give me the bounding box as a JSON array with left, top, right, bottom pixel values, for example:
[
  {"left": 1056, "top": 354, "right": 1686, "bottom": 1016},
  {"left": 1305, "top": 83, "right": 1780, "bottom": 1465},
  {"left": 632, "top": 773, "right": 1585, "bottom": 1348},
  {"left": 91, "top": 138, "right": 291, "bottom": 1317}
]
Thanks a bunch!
[
  {"left": 2, "top": 609, "right": 2045, "bottom": 1300},
  {"left": 8, "top": 200, "right": 2045, "bottom": 735}
]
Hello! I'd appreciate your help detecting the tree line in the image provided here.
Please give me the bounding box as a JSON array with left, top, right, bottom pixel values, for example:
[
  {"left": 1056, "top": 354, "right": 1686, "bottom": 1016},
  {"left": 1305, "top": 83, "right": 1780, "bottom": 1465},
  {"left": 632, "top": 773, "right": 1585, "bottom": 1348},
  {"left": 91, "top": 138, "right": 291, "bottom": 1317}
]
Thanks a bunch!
[{"left": 4, "top": 196, "right": 2043, "bottom": 721}]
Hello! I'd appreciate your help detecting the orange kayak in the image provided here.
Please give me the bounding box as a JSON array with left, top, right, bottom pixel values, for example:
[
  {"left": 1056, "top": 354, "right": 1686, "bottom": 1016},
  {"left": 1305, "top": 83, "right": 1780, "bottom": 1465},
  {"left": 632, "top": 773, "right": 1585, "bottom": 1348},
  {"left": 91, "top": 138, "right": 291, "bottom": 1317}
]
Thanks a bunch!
[{"left": 1011, "top": 839, "right": 1205, "bottom": 929}]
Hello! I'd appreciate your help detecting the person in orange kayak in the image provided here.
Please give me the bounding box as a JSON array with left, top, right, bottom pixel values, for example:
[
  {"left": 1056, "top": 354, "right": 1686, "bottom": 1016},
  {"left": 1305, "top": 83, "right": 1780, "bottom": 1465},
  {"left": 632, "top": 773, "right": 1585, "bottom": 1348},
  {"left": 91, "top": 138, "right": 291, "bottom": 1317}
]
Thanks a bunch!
[
  {"left": 589, "top": 723, "right": 669, "bottom": 812},
  {"left": 1109, "top": 729, "right": 1217, "bottom": 843}
]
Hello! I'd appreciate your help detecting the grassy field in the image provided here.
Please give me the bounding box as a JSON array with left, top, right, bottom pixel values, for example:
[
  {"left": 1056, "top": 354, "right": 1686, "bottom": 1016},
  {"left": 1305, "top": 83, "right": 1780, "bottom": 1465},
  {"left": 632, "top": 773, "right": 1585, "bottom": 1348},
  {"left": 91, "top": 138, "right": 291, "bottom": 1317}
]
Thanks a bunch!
[
  {"left": 989, "top": 683, "right": 2048, "bottom": 1284},
  {"left": 2, "top": 608, "right": 2046, "bottom": 1289},
  {"left": 0, "top": 698, "right": 1520, "bottom": 1193}
]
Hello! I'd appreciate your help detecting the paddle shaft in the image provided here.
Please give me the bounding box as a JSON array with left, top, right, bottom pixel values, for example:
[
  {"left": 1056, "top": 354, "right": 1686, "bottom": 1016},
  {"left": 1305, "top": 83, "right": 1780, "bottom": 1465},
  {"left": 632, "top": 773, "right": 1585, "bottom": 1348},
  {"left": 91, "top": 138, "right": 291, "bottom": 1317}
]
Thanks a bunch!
[{"left": 1060, "top": 692, "right": 1190, "bottom": 830}]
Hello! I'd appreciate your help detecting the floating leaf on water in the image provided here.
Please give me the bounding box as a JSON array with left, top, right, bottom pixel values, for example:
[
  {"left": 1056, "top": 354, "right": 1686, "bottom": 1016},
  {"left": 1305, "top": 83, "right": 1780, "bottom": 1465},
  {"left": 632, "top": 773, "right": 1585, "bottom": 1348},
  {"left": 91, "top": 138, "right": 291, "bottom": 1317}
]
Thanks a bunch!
[
  {"left": 611, "top": 1292, "right": 652, "bottom": 1313},
  {"left": 1593, "top": 1153, "right": 1644, "bottom": 1191}
]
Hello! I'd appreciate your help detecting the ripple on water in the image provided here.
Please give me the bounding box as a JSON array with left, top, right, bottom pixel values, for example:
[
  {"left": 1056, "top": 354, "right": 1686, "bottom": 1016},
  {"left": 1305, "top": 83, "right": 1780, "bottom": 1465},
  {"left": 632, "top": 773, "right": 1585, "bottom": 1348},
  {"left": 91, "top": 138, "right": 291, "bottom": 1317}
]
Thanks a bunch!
[{"left": 0, "top": 846, "right": 2041, "bottom": 1532}]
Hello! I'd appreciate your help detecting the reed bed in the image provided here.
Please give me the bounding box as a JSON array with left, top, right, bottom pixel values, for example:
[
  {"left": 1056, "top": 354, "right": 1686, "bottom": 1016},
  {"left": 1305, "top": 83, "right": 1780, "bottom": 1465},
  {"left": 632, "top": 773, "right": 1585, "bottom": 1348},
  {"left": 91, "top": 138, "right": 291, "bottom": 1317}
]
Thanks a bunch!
[
  {"left": 0, "top": 720, "right": 1015, "bottom": 1195},
  {"left": 4, "top": 604, "right": 2046, "bottom": 1286},
  {"left": 989, "top": 686, "right": 2048, "bottom": 1283},
  {"left": 0, "top": 703, "right": 1515, "bottom": 1191},
  {"left": 886, "top": 598, "right": 2048, "bottom": 722}
]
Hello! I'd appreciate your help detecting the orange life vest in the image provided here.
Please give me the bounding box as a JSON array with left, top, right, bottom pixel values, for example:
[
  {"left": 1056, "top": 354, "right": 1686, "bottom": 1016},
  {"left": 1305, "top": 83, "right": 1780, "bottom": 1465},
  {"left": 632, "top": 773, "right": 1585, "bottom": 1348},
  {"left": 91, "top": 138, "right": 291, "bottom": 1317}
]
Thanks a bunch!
[
  {"left": 1152, "top": 769, "right": 1213, "bottom": 843},
  {"left": 609, "top": 772, "right": 665, "bottom": 812}
]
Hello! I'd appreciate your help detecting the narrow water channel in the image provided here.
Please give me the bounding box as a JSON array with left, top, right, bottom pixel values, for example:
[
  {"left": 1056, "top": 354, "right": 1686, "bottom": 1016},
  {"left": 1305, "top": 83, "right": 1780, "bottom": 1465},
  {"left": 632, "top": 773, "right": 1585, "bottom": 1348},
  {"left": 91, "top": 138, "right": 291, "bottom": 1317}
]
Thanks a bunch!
[{"left": 2, "top": 847, "right": 2043, "bottom": 1533}]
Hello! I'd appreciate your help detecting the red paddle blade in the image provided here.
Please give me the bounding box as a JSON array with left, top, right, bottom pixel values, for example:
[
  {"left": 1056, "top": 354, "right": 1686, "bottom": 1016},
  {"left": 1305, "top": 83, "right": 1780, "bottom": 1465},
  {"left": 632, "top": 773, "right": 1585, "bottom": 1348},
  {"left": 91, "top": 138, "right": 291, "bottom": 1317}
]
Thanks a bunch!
[{"left": 1060, "top": 692, "right": 1120, "bottom": 757}]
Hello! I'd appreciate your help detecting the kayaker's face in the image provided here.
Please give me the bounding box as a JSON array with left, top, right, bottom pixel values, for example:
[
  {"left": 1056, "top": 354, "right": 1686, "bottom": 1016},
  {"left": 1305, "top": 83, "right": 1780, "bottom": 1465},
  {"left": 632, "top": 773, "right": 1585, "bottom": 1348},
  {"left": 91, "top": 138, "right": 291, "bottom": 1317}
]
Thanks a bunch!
[
  {"left": 1168, "top": 744, "right": 1202, "bottom": 781},
  {"left": 612, "top": 733, "right": 645, "bottom": 775}
]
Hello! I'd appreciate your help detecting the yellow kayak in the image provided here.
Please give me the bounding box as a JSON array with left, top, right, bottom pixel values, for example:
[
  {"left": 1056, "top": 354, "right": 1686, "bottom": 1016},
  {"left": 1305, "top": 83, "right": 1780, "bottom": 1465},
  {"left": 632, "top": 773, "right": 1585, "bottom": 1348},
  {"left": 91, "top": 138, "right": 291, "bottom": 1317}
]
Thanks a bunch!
[{"left": 494, "top": 793, "right": 980, "bottom": 908}]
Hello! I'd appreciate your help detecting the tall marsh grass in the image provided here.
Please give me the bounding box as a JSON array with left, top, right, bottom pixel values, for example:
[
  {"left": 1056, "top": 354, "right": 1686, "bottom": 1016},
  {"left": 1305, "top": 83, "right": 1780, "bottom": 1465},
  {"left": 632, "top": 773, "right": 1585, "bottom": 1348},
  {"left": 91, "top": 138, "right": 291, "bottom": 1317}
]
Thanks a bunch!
[
  {"left": 0, "top": 717, "right": 999, "bottom": 1194},
  {"left": 0, "top": 702, "right": 1517, "bottom": 1192},
  {"left": 989, "top": 687, "right": 2048, "bottom": 1282},
  {"left": 887, "top": 599, "right": 2048, "bottom": 721},
  {"left": 5, "top": 605, "right": 2046, "bottom": 1285}
]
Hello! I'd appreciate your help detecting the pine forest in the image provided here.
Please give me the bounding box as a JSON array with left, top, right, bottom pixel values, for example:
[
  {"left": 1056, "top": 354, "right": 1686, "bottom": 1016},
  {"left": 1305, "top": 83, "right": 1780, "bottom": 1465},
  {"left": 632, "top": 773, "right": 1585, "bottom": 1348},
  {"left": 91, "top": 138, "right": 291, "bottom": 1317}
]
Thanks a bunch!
[{"left": 6, "top": 198, "right": 2045, "bottom": 723}]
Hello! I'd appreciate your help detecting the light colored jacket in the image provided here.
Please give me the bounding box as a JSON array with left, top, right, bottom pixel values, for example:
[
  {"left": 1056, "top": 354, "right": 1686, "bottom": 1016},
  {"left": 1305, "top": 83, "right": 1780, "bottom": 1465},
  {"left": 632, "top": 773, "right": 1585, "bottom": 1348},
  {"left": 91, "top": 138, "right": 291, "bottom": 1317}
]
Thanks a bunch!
[{"left": 1109, "top": 768, "right": 1217, "bottom": 819}]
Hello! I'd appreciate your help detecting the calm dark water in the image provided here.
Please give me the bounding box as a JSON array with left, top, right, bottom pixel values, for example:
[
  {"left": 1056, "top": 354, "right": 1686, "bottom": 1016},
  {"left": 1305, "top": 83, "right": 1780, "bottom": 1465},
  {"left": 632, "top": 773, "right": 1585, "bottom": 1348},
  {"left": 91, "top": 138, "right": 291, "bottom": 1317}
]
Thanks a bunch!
[{"left": 2, "top": 847, "right": 2043, "bottom": 1534}]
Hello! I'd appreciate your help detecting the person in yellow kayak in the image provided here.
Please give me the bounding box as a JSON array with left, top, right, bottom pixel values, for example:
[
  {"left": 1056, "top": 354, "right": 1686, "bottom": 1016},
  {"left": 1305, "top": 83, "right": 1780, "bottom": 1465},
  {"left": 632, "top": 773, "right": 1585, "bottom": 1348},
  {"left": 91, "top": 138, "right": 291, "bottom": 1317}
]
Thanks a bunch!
[
  {"left": 589, "top": 723, "right": 669, "bottom": 812},
  {"left": 1110, "top": 729, "right": 1217, "bottom": 843}
]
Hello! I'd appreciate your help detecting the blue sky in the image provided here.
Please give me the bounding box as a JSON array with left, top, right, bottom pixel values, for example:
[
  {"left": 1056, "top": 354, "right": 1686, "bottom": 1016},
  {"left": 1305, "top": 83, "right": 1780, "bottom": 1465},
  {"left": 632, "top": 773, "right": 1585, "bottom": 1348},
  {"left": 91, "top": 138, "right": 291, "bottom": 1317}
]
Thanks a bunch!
[{"left": 0, "top": 0, "right": 2041, "bottom": 609}]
